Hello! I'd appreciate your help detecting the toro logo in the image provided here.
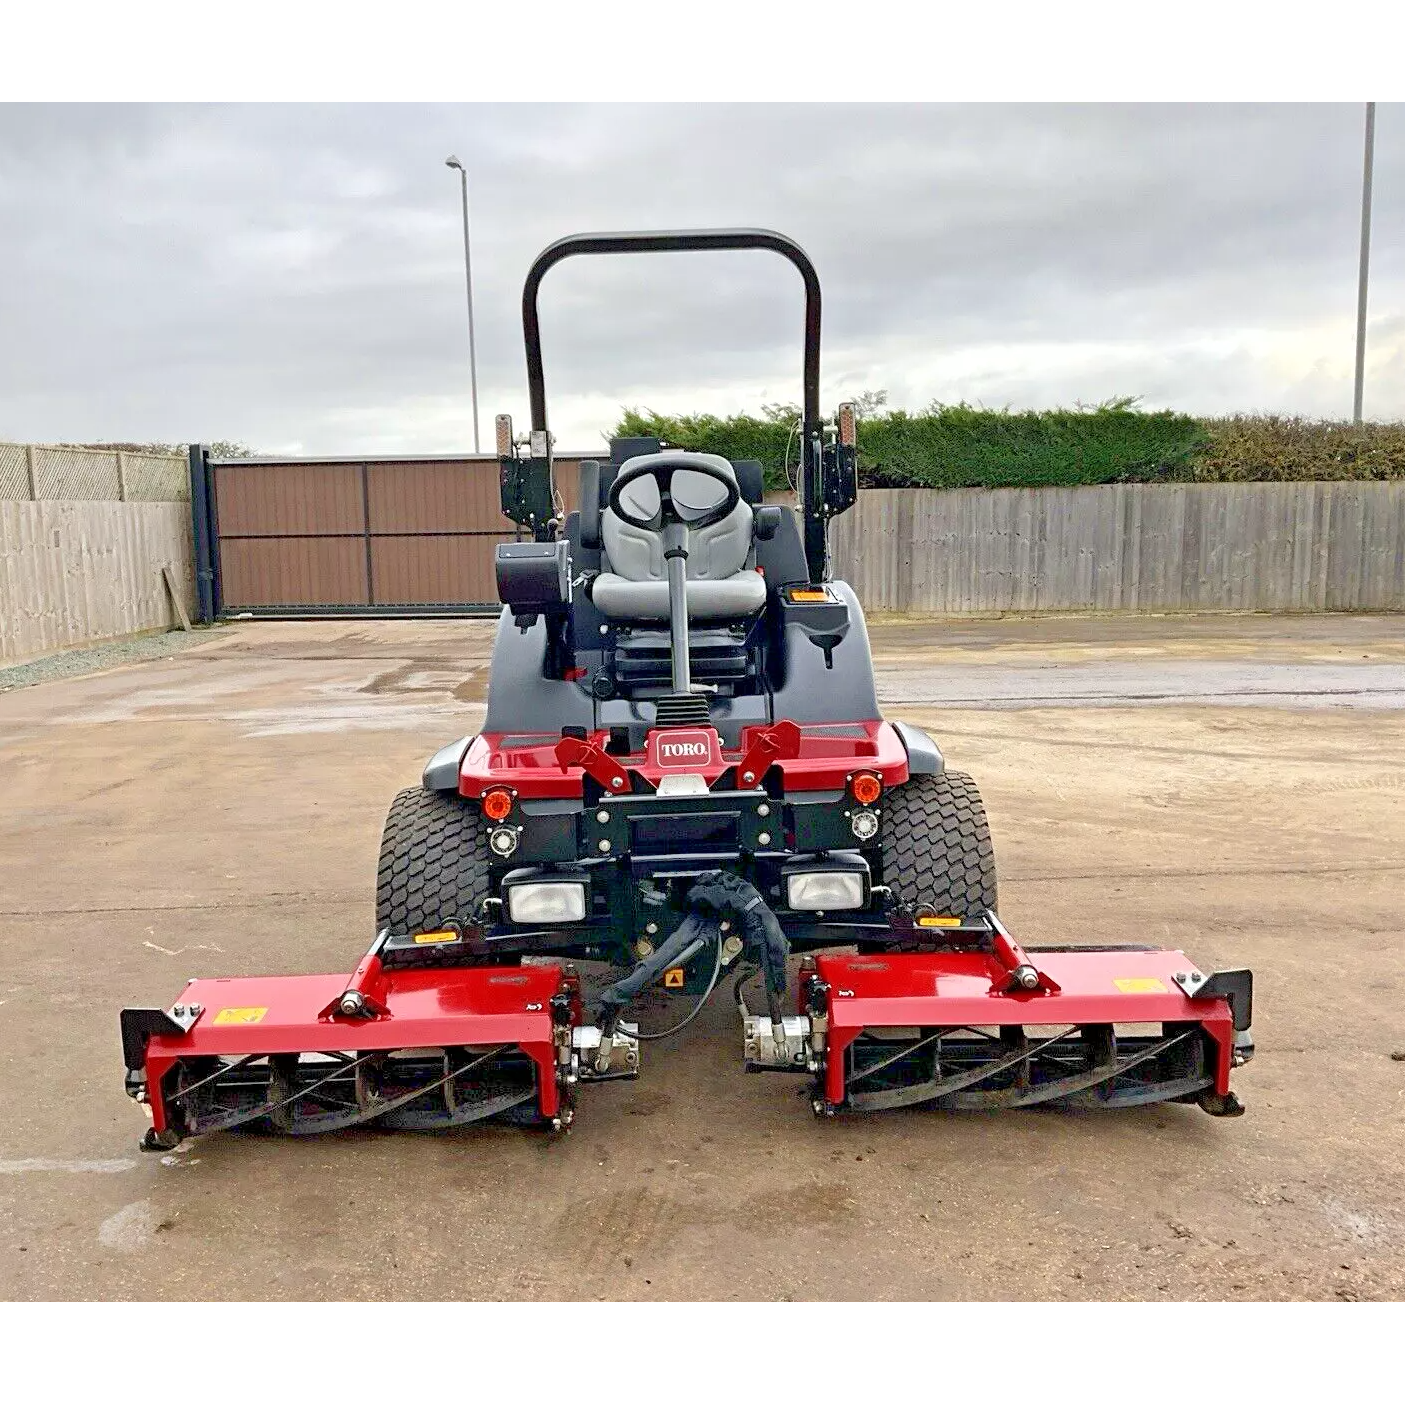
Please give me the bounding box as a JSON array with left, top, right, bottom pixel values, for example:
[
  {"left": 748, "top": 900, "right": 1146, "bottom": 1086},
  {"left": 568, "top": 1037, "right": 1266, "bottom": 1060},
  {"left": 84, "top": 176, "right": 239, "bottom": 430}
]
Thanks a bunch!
[
  {"left": 652, "top": 729, "right": 716, "bottom": 768},
  {"left": 660, "top": 740, "right": 708, "bottom": 760}
]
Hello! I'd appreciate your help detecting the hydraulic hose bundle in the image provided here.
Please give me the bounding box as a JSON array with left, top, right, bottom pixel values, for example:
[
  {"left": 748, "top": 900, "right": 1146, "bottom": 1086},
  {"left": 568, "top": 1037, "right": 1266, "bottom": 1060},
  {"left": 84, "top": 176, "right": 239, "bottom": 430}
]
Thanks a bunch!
[{"left": 596, "top": 873, "right": 790, "bottom": 1038}]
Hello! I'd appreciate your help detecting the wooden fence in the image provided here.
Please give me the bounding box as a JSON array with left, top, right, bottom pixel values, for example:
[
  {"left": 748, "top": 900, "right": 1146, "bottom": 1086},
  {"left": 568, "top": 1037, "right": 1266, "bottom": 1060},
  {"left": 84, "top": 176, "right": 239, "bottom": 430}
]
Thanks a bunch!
[
  {"left": 828, "top": 482, "right": 1405, "bottom": 613},
  {"left": 0, "top": 501, "right": 195, "bottom": 664}
]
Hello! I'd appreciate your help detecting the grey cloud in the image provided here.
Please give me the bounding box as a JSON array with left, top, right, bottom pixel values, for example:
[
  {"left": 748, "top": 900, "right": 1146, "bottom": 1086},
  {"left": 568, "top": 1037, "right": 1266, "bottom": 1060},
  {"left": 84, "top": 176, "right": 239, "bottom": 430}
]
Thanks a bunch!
[{"left": 0, "top": 102, "right": 1399, "bottom": 453}]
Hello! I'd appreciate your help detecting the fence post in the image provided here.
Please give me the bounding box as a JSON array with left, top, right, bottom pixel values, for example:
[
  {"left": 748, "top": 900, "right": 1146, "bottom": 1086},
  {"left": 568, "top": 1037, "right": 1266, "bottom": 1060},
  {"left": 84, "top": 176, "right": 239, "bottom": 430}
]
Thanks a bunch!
[
  {"left": 24, "top": 444, "right": 37, "bottom": 500},
  {"left": 189, "top": 443, "right": 216, "bottom": 624},
  {"left": 116, "top": 450, "right": 128, "bottom": 502}
]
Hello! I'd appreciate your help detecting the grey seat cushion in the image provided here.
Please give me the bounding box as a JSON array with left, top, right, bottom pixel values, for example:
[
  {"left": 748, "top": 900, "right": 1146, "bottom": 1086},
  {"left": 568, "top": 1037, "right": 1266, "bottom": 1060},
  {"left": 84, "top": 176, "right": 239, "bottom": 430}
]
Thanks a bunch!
[
  {"left": 594, "top": 452, "right": 765, "bottom": 622},
  {"left": 594, "top": 571, "right": 766, "bottom": 621}
]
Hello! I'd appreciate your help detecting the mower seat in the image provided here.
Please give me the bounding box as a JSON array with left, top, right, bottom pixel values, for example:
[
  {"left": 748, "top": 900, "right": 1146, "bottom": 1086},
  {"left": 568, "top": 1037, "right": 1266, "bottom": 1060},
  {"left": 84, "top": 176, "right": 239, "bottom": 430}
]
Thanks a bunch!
[{"left": 592, "top": 453, "right": 767, "bottom": 622}]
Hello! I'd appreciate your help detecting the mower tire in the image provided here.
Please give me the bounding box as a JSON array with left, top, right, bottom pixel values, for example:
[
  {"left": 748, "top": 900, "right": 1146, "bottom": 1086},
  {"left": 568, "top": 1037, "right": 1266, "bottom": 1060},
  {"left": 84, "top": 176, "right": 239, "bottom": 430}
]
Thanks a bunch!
[
  {"left": 376, "top": 786, "right": 491, "bottom": 935},
  {"left": 881, "top": 769, "right": 998, "bottom": 917}
]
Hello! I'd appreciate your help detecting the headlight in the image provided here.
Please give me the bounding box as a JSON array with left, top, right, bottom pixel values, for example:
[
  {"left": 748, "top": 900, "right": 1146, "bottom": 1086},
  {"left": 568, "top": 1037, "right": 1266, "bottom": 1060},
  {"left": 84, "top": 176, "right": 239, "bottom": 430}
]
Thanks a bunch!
[
  {"left": 786, "top": 870, "right": 866, "bottom": 911},
  {"left": 506, "top": 881, "right": 586, "bottom": 924}
]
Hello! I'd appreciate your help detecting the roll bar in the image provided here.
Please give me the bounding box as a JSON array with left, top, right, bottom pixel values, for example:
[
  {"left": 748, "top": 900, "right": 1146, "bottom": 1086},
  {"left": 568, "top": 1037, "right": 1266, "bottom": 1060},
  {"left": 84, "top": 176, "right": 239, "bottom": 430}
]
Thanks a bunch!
[{"left": 521, "top": 228, "right": 823, "bottom": 443}]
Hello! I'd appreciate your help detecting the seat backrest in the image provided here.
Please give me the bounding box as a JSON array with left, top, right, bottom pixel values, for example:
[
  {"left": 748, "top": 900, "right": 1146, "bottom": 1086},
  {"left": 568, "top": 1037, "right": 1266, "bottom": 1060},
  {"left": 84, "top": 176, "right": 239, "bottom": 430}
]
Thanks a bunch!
[{"left": 602, "top": 453, "right": 755, "bottom": 582}]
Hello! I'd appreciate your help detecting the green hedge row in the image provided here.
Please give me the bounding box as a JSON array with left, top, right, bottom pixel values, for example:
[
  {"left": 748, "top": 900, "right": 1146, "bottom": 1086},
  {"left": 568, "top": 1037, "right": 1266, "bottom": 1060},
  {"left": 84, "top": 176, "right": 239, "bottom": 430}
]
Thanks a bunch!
[{"left": 611, "top": 403, "right": 1405, "bottom": 491}]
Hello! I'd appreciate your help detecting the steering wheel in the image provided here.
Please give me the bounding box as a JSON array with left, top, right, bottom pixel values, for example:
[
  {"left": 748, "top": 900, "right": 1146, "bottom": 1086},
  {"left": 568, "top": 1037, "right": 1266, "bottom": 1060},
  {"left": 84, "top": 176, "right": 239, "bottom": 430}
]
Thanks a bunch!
[{"left": 607, "top": 453, "right": 740, "bottom": 532}]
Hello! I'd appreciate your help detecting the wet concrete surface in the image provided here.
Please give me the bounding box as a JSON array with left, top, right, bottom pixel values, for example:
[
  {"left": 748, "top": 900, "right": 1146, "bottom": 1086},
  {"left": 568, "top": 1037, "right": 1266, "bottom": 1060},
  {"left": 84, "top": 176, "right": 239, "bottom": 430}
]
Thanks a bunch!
[{"left": 1, "top": 613, "right": 1402, "bottom": 1300}]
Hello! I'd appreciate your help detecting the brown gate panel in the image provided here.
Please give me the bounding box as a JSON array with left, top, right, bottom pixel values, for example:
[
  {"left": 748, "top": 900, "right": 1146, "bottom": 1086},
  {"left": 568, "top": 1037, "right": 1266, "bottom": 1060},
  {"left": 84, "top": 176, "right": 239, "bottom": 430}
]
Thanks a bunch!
[
  {"left": 369, "top": 537, "right": 500, "bottom": 606},
  {"left": 211, "top": 453, "right": 594, "bottom": 614},
  {"left": 219, "top": 537, "right": 371, "bottom": 608},
  {"left": 214, "top": 462, "right": 365, "bottom": 536},
  {"left": 367, "top": 461, "right": 502, "bottom": 533}
]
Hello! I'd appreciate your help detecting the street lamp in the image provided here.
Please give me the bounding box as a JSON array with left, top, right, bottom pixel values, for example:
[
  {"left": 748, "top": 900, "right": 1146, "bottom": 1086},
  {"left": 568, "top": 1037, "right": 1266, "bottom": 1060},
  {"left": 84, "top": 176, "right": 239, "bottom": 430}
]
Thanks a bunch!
[
  {"left": 445, "top": 155, "right": 481, "bottom": 453},
  {"left": 1353, "top": 103, "right": 1376, "bottom": 426}
]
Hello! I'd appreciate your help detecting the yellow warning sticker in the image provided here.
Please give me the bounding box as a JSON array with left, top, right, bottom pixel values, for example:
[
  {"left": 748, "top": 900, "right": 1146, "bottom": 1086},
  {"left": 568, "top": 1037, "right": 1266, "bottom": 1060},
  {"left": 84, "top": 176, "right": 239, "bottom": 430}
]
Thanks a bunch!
[
  {"left": 213, "top": 1006, "right": 268, "bottom": 1025},
  {"left": 663, "top": 968, "right": 685, "bottom": 988},
  {"left": 790, "top": 588, "right": 829, "bottom": 602},
  {"left": 917, "top": 915, "right": 963, "bottom": 928},
  {"left": 1114, "top": 977, "right": 1167, "bottom": 994},
  {"left": 414, "top": 930, "right": 459, "bottom": 944}
]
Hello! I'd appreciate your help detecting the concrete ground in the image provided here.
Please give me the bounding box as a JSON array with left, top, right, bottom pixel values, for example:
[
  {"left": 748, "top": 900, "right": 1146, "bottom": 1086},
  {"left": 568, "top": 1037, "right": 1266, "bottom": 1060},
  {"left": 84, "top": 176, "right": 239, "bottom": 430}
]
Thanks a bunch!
[{"left": 1, "top": 612, "right": 1402, "bottom": 1301}]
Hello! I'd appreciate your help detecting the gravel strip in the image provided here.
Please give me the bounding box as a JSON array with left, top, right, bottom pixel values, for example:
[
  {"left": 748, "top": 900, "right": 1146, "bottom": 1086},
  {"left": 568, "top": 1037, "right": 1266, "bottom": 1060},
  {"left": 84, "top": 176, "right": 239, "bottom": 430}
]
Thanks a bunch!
[{"left": 0, "top": 629, "right": 208, "bottom": 692}]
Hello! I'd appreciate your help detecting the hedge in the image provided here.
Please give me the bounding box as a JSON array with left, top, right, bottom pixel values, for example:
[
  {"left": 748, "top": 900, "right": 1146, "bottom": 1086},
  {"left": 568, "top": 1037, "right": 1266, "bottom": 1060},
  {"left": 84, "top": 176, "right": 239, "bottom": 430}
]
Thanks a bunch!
[{"left": 610, "top": 404, "right": 1405, "bottom": 491}]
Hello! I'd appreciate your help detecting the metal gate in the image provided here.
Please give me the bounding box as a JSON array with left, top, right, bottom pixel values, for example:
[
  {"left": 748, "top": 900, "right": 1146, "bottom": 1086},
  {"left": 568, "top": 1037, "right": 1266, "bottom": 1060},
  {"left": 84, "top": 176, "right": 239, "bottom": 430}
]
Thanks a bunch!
[{"left": 188, "top": 447, "right": 581, "bottom": 620}]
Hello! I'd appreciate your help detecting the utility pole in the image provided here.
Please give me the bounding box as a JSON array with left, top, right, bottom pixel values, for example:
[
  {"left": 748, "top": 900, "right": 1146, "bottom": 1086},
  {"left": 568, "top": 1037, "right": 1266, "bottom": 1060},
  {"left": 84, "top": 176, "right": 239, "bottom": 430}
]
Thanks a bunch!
[
  {"left": 1353, "top": 102, "right": 1376, "bottom": 426},
  {"left": 445, "top": 156, "right": 481, "bottom": 452}
]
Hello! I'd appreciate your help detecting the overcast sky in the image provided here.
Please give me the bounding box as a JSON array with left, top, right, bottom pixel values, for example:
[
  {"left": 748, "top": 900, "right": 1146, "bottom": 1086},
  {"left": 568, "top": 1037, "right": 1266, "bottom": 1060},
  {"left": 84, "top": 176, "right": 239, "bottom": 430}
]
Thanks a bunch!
[{"left": 1, "top": 102, "right": 1399, "bottom": 454}]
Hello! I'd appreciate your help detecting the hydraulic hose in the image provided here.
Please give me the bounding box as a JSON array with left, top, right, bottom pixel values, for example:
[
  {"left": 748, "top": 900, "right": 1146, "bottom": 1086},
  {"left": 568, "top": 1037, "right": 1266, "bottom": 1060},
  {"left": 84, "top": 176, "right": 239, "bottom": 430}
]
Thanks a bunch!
[
  {"left": 630, "top": 929, "right": 724, "bottom": 1042},
  {"left": 597, "top": 912, "right": 718, "bottom": 1036},
  {"left": 595, "top": 875, "right": 791, "bottom": 1040},
  {"left": 684, "top": 873, "right": 790, "bottom": 1026}
]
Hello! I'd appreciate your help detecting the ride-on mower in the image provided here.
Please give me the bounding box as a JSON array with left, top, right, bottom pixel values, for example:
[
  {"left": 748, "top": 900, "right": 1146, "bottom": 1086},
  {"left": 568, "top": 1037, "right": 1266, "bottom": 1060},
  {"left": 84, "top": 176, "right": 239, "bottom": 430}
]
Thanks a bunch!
[{"left": 121, "top": 229, "right": 1253, "bottom": 1147}]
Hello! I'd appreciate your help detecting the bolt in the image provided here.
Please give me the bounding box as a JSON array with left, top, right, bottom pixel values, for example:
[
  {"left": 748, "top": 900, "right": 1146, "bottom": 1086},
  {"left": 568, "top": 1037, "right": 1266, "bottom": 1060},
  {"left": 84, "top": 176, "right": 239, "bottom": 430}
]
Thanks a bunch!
[
  {"left": 596, "top": 810, "right": 610, "bottom": 824},
  {"left": 645, "top": 921, "right": 659, "bottom": 935},
  {"left": 610, "top": 776, "right": 624, "bottom": 789},
  {"left": 757, "top": 803, "right": 770, "bottom": 817},
  {"left": 598, "top": 839, "right": 612, "bottom": 853},
  {"left": 599, "top": 624, "right": 608, "bottom": 635},
  {"left": 757, "top": 831, "right": 771, "bottom": 846},
  {"left": 742, "top": 771, "right": 755, "bottom": 784}
]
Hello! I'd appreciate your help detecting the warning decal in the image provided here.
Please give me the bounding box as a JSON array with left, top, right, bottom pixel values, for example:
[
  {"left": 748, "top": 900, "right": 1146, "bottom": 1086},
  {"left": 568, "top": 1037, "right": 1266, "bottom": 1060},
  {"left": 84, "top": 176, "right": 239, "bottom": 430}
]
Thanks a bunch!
[
  {"left": 213, "top": 1006, "right": 268, "bottom": 1025},
  {"left": 663, "top": 968, "right": 685, "bottom": 988},
  {"left": 414, "top": 930, "right": 459, "bottom": 944},
  {"left": 1113, "top": 978, "right": 1167, "bottom": 994}
]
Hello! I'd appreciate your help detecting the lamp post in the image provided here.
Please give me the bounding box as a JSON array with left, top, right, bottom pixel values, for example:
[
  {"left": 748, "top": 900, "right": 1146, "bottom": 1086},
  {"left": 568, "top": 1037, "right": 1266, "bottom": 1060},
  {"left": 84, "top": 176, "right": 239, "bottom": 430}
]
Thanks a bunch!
[
  {"left": 445, "top": 156, "right": 481, "bottom": 453},
  {"left": 1353, "top": 103, "right": 1376, "bottom": 426}
]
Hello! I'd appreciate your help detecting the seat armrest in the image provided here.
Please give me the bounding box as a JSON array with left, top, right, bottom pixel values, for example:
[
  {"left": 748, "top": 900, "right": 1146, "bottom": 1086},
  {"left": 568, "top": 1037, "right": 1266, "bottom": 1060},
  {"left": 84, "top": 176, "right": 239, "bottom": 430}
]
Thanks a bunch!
[{"left": 753, "top": 505, "right": 783, "bottom": 541}]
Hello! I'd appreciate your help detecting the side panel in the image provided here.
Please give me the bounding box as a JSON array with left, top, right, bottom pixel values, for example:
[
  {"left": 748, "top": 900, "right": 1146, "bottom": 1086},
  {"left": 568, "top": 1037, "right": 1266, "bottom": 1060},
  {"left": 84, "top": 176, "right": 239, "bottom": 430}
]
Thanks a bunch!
[
  {"left": 483, "top": 608, "right": 595, "bottom": 735},
  {"left": 770, "top": 581, "right": 880, "bottom": 723}
]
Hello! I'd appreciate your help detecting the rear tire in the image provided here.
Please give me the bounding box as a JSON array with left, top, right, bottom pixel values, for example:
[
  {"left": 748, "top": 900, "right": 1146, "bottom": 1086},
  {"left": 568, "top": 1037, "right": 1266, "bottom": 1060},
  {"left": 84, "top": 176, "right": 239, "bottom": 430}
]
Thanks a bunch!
[
  {"left": 880, "top": 770, "right": 998, "bottom": 917},
  {"left": 376, "top": 786, "right": 492, "bottom": 935}
]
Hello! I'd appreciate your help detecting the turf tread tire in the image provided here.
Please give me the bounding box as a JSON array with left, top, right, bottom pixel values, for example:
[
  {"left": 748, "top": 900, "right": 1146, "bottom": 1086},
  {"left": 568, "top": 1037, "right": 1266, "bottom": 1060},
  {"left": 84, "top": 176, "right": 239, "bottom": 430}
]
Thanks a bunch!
[
  {"left": 881, "top": 769, "right": 998, "bottom": 917},
  {"left": 376, "top": 786, "right": 491, "bottom": 935}
]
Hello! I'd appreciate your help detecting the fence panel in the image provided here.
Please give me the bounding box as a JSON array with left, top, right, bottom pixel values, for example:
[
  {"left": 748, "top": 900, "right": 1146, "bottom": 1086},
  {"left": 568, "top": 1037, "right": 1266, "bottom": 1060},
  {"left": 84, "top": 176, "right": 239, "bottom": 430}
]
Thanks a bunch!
[{"left": 829, "top": 481, "right": 1405, "bottom": 613}]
